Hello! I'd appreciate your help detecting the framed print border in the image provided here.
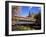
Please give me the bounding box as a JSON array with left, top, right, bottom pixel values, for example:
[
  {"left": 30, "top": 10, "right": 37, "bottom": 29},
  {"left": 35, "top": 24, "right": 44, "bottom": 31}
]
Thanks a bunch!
[{"left": 5, "top": 1, "right": 45, "bottom": 36}]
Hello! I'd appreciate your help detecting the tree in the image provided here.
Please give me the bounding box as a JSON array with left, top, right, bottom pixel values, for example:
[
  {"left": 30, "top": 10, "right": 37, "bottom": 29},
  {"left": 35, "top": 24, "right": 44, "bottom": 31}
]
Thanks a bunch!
[
  {"left": 12, "top": 6, "right": 20, "bottom": 16},
  {"left": 34, "top": 11, "right": 41, "bottom": 20},
  {"left": 28, "top": 11, "right": 31, "bottom": 17},
  {"left": 34, "top": 12, "right": 41, "bottom": 29}
]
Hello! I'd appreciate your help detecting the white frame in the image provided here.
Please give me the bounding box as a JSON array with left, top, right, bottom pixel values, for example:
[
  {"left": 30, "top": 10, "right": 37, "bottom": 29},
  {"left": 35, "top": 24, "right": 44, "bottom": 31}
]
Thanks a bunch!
[{"left": 9, "top": 3, "right": 44, "bottom": 35}]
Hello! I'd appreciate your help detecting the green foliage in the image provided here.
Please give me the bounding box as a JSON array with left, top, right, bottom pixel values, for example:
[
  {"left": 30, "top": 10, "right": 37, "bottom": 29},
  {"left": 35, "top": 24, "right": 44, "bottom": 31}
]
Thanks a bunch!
[
  {"left": 15, "top": 26, "right": 34, "bottom": 31},
  {"left": 34, "top": 12, "right": 41, "bottom": 20},
  {"left": 12, "top": 26, "right": 34, "bottom": 31}
]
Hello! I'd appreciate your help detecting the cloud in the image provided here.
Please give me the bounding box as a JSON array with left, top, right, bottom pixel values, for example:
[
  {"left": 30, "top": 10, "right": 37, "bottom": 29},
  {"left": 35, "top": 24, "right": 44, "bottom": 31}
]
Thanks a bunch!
[
  {"left": 29, "top": 6, "right": 32, "bottom": 11},
  {"left": 30, "top": 6, "right": 32, "bottom": 8}
]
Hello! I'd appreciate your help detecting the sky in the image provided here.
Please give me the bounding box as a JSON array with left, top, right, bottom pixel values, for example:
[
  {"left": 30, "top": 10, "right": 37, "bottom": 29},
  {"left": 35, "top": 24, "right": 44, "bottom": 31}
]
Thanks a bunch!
[{"left": 17, "top": 6, "right": 41, "bottom": 17}]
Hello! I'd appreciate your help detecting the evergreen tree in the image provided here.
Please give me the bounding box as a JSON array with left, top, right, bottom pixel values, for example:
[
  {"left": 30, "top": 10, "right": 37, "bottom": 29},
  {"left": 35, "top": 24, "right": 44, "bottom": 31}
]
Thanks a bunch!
[{"left": 28, "top": 11, "right": 31, "bottom": 17}]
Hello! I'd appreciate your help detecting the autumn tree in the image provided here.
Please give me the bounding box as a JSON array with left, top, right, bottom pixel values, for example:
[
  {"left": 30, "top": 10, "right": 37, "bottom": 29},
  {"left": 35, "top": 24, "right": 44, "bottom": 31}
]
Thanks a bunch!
[{"left": 12, "top": 6, "right": 20, "bottom": 16}]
